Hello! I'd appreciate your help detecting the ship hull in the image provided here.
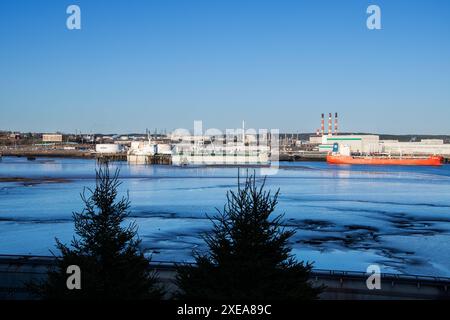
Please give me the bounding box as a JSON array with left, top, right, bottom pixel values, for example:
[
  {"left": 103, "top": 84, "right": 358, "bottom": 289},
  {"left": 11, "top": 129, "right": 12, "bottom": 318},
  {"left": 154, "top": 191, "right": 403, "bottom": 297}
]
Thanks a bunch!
[{"left": 327, "top": 155, "right": 443, "bottom": 166}]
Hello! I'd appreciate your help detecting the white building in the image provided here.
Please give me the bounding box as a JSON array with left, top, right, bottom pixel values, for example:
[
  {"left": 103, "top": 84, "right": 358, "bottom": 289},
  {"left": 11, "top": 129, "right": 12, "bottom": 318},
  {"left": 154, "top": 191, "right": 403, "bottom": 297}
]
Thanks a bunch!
[
  {"left": 95, "top": 144, "right": 123, "bottom": 154},
  {"left": 42, "top": 134, "right": 63, "bottom": 143},
  {"left": 381, "top": 139, "right": 450, "bottom": 155},
  {"left": 311, "top": 134, "right": 450, "bottom": 156},
  {"left": 315, "top": 135, "right": 382, "bottom": 153}
]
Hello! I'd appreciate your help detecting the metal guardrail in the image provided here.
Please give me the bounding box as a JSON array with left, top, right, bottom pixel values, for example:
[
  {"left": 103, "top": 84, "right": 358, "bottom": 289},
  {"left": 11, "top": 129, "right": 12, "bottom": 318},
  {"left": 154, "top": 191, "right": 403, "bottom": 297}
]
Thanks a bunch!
[
  {"left": 1, "top": 254, "right": 450, "bottom": 299},
  {"left": 1, "top": 253, "right": 450, "bottom": 284},
  {"left": 310, "top": 268, "right": 450, "bottom": 284}
]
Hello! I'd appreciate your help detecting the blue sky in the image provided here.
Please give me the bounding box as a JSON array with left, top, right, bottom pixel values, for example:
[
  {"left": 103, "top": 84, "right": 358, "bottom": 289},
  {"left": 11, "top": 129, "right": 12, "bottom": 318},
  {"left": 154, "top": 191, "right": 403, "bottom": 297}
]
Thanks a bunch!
[{"left": 1, "top": 0, "right": 449, "bottom": 134}]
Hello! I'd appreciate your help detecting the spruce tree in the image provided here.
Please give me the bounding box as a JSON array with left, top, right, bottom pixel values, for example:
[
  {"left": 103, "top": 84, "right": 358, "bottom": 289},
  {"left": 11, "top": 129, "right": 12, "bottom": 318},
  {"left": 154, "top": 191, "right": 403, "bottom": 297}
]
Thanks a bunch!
[
  {"left": 176, "top": 173, "right": 322, "bottom": 300},
  {"left": 32, "top": 164, "right": 163, "bottom": 299}
]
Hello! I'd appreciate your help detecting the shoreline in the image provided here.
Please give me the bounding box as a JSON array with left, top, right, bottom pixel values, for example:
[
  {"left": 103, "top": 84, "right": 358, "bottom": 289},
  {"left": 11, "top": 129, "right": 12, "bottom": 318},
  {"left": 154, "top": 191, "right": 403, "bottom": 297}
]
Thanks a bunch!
[
  {"left": 0, "top": 176, "right": 72, "bottom": 185},
  {"left": 0, "top": 150, "right": 329, "bottom": 162},
  {"left": 0, "top": 149, "right": 96, "bottom": 159}
]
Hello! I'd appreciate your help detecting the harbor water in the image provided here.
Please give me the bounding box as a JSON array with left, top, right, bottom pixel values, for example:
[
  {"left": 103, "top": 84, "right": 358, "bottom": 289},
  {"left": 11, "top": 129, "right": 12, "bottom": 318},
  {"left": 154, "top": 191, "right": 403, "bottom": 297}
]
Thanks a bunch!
[{"left": 1, "top": 157, "right": 450, "bottom": 277}]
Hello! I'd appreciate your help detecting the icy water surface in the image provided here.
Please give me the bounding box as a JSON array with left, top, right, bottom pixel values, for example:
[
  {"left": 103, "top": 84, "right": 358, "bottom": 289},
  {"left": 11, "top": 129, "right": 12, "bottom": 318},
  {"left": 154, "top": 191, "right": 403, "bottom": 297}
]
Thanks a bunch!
[{"left": 1, "top": 157, "right": 450, "bottom": 276}]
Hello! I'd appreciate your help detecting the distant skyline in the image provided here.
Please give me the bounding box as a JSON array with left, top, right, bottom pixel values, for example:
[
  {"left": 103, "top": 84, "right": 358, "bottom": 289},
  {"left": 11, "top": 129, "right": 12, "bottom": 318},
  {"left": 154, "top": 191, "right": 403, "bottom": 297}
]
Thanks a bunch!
[{"left": 1, "top": 0, "right": 450, "bottom": 134}]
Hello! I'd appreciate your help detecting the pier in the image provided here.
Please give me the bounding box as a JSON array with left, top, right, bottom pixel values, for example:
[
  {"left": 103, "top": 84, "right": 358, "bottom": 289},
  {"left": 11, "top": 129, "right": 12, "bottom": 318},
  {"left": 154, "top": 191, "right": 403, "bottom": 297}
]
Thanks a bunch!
[
  {"left": 95, "top": 153, "right": 127, "bottom": 163},
  {"left": 127, "top": 154, "right": 172, "bottom": 165},
  {"left": 278, "top": 151, "right": 327, "bottom": 162}
]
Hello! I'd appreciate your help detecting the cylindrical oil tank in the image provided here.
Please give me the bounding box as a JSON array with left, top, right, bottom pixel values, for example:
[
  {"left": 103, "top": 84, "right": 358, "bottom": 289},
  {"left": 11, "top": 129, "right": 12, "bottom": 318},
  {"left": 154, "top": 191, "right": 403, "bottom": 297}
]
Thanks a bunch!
[{"left": 95, "top": 144, "right": 121, "bottom": 153}]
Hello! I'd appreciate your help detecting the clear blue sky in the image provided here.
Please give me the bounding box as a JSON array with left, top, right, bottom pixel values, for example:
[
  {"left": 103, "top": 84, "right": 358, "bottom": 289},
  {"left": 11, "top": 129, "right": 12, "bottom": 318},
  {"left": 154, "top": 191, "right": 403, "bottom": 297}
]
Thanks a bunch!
[{"left": 1, "top": 0, "right": 449, "bottom": 134}]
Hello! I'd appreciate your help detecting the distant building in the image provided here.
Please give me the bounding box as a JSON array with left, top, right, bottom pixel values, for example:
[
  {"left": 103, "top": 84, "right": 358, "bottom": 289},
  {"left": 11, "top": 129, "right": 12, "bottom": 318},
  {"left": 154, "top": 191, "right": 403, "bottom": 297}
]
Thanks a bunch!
[
  {"left": 309, "top": 136, "right": 322, "bottom": 144},
  {"left": 312, "top": 134, "right": 450, "bottom": 156},
  {"left": 95, "top": 144, "right": 123, "bottom": 153},
  {"left": 9, "top": 133, "right": 21, "bottom": 140},
  {"left": 42, "top": 134, "right": 63, "bottom": 142},
  {"left": 380, "top": 139, "right": 450, "bottom": 155},
  {"left": 314, "top": 135, "right": 382, "bottom": 153},
  {"left": 310, "top": 113, "right": 450, "bottom": 156}
]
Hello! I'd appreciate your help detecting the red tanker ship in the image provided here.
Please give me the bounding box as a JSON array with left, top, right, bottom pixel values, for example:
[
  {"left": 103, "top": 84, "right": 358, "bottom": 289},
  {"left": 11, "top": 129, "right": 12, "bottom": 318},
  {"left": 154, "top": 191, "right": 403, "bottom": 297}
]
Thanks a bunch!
[{"left": 327, "top": 154, "right": 443, "bottom": 166}]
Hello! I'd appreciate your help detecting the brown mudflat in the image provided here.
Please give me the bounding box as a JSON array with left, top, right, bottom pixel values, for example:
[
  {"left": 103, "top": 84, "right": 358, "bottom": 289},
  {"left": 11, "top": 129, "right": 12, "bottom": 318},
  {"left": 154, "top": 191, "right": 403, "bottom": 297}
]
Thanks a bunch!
[{"left": 0, "top": 176, "right": 71, "bottom": 185}]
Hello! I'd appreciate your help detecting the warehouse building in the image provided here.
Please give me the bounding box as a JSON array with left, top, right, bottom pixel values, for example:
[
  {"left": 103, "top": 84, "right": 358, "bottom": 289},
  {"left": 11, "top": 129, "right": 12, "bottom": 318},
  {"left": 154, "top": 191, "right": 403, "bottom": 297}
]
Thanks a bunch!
[
  {"left": 381, "top": 139, "right": 450, "bottom": 155},
  {"left": 310, "top": 113, "right": 450, "bottom": 156},
  {"left": 316, "top": 135, "right": 382, "bottom": 154},
  {"left": 311, "top": 135, "right": 450, "bottom": 156},
  {"left": 95, "top": 143, "right": 123, "bottom": 154},
  {"left": 42, "top": 134, "right": 63, "bottom": 143}
]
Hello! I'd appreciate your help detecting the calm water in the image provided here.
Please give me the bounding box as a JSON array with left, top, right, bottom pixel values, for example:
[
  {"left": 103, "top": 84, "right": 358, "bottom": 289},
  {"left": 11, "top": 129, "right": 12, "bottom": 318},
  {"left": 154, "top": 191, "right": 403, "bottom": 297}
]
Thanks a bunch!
[{"left": 1, "top": 156, "right": 450, "bottom": 277}]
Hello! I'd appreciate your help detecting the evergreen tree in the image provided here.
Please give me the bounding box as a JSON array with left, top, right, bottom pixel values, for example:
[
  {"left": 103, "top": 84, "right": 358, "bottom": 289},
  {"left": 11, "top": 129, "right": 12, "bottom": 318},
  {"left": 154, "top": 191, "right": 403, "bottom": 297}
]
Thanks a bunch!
[
  {"left": 176, "top": 173, "right": 322, "bottom": 300},
  {"left": 31, "top": 164, "right": 163, "bottom": 299}
]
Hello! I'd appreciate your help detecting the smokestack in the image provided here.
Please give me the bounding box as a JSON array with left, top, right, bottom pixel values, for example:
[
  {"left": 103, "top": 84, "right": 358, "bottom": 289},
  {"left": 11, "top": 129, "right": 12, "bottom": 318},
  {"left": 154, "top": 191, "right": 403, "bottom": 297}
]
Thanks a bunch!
[
  {"left": 328, "top": 113, "right": 332, "bottom": 136},
  {"left": 321, "top": 113, "right": 324, "bottom": 136},
  {"left": 334, "top": 112, "right": 338, "bottom": 135}
]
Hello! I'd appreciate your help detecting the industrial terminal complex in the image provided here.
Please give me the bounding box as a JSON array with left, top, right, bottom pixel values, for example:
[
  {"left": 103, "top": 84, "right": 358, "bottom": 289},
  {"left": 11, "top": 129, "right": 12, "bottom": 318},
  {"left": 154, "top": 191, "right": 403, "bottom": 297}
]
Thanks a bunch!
[
  {"left": 317, "top": 135, "right": 450, "bottom": 156},
  {"left": 311, "top": 113, "right": 450, "bottom": 156},
  {"left": 1, "top": 114, "right": 450, "bottom": 164}
]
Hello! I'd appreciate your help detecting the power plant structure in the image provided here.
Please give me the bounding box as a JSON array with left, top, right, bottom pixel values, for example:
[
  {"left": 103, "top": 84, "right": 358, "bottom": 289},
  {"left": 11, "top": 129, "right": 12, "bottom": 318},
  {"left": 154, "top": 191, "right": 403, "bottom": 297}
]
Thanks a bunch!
[
  {"left": 315, "top": 113, "right": 339, "bottom": 137},
  {"left": 310, "top": 113, "right": 450, "bottom": 159},
  {"left": 334, "top": 112, "right": 338, "bottom": 135}
]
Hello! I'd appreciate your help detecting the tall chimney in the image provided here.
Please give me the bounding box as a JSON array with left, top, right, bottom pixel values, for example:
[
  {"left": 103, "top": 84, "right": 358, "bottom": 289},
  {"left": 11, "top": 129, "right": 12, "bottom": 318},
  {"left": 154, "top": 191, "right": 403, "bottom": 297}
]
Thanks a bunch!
[
  {"left": 321, "top": 113, "right": 325, "bottom": 136},
  {"left": 328, "top": 113, "right": 332, "bottom": 136},
  {"left": 334, "top": 112, "right": 338, "bottom": 135}
]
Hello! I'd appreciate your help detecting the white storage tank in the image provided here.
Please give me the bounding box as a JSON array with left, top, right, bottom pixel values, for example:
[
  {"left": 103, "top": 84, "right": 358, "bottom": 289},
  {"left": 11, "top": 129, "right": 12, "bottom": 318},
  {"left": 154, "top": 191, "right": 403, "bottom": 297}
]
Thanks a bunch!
[{"left": 96, "top": 144, "right": 122, "bottom": 153}]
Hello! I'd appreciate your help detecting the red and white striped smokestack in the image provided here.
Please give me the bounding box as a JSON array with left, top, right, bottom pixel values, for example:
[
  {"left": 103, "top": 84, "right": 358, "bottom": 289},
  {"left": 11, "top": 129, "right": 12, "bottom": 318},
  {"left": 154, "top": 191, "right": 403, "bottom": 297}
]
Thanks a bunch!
[
  {"left": 334, "top": 112, "right": 338, "bottom": 135},
  {"left": 321, "top": 113, "right": 324, "bottom": 136},
  {"left": 328, "top": 113, "right": 332, "bottom": 136}
]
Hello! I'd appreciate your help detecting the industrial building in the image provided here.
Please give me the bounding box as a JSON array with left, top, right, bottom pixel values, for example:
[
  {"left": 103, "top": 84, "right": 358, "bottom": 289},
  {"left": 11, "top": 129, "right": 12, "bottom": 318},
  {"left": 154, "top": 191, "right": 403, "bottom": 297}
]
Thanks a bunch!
[
  {"left": 42, "top": 134, "right": 62, "bottom": 143},
  {"left": 380, "top": 139, "right": 450, "bottom": 156},
  {"left": 317, "top": 135, "right": 382, "bottom": 153},
  {"left": 95, "top": 144, "right": 124, "bottom": 154},
  {"left": 311, "top": 113, "right": 450, "bottom": 156},
  {"left": 311, "top": 113, "right": 381, "bottom": 153},
  {"left": 318, "top": 136, "right": 450, "bottom": 156}
]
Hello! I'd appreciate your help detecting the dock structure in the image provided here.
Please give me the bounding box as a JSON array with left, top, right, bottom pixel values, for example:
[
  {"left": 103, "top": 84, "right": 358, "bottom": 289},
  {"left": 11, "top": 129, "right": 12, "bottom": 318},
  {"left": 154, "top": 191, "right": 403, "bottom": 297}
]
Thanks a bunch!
[
  {"left": 126, "top": 140, "right": 173, "bottom": 165},
  {"left": 278, "top": 151, "right": 327, "bottom": 162},
  {"left": 1, "top": 254, "right": 449, "bottom": 300},
  {"left": 95, "top": 153, "right": 127, "bottom": 163},
  {"left": 127, "top": 154, "right": 172, "bottom": 165}
]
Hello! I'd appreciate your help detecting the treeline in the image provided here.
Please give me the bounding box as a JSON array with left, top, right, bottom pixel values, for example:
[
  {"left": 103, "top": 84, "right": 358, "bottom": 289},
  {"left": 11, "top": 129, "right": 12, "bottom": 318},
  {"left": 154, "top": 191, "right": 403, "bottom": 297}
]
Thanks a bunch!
[{"left": 29, "top": 164, "right": 322, "bottom": 300}]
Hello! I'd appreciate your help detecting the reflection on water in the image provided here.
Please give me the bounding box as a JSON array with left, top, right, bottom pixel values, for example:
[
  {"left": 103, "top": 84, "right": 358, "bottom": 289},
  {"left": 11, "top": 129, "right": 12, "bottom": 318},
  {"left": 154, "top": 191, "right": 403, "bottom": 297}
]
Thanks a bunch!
[{"left": 1, "top": 157, "right": 450, "bottom": 276}]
